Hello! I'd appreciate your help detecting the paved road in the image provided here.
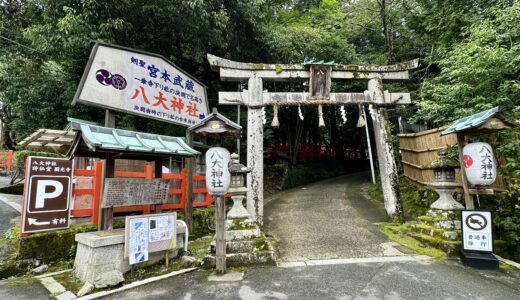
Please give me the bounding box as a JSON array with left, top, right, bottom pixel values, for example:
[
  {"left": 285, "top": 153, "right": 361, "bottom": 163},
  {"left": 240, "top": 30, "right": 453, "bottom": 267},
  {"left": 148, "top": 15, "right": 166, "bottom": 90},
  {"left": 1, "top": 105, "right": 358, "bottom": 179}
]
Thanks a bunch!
[
  {"left": 0, "top": 175, "right": 21, "bottom": 236},
  {"left": 0, "top": 197, "right": 18, "bottom": 236},
  {"left": 0, "top": 278, "right": 51, "bottom": 300},
  {"left": 264, "top": 173, "right": 390, "bottom": 261},
  {"left": 101, "top": 258, "right": 520, "bottom": 300}
]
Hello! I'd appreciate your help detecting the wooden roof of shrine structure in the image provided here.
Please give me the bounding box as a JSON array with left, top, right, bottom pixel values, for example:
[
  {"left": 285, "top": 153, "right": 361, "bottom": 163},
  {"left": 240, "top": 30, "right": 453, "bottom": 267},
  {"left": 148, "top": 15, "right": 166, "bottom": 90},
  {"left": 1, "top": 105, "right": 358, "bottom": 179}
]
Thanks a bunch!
[
  {"left": 441, "top": 106, "right": 518, "bottom": 136},
  {"left": 67, "top": 119, "right": 199, "bottom": 159}
]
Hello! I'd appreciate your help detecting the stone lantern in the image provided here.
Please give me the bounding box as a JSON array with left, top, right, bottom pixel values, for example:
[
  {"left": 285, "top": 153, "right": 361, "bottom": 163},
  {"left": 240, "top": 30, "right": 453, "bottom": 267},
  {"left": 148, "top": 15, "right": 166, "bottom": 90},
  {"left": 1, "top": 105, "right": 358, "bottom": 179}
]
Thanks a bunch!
[
  {"left": 429, "top": 149, "right": 464, "bottom": 210},
  {"left": 227, "top": 153, "right": 251, "bottom": 220}
]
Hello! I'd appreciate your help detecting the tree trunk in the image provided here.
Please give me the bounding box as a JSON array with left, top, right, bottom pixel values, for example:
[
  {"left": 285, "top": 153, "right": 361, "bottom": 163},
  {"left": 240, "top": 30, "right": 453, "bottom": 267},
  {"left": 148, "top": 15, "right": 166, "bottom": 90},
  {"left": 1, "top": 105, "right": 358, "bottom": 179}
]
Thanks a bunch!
[{"left": 378, "top": 0, "right": 394, "bottom": 64}]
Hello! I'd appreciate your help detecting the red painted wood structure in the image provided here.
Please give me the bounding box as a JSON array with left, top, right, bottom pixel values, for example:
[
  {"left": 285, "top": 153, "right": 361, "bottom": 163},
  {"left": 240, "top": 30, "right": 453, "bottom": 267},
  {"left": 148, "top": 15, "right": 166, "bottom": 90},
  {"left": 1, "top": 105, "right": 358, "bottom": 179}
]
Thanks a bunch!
[
  {"left": 0, "top": 150, "right": 14, "bottom": 171},
  {"left": 70, "top": 162, "right": 213, "bottom": 225}
]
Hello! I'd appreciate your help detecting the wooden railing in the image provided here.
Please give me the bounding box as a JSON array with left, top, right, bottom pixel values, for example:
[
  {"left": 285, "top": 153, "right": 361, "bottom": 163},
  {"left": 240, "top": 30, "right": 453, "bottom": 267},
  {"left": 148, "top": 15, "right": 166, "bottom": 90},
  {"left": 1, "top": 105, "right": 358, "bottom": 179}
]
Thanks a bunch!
[{"left": 71, "top": 162, "right": 213, "bottom": 225}]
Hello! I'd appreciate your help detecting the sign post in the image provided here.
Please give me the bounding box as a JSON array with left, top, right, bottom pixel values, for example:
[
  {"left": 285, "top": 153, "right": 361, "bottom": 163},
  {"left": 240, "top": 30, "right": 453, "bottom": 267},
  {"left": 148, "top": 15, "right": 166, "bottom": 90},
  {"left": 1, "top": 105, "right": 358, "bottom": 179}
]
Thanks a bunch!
[
  {"left": 21, "top": 157, "right": 74, "bottom": 234},
  {"left": 206, "top": 147, "right": 231, "bottom": 274},
  {"left": 460, "top": 210, "right": 498, "bottom": 269}
]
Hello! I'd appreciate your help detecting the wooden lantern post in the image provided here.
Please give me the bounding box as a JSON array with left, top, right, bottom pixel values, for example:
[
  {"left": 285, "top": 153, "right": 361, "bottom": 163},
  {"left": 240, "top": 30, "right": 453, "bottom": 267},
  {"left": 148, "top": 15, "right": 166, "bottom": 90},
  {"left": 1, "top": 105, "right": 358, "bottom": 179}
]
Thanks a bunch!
[{"left": 188, "top": 108, "right": 241, "bottom": 274}]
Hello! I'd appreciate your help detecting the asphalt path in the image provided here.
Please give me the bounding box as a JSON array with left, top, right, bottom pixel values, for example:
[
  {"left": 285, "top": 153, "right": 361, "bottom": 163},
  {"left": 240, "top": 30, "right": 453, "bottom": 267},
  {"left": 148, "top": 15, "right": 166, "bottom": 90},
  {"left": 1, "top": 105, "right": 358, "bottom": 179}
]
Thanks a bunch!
[
  {"left": 0, "top": 198, "right": 18, "bottom": 236},
  {"left": 264, "top": 172, "right": 390, "bottom": 261},
  {"left": 100, "top": 258, "right": 520, "bottom": 300}
]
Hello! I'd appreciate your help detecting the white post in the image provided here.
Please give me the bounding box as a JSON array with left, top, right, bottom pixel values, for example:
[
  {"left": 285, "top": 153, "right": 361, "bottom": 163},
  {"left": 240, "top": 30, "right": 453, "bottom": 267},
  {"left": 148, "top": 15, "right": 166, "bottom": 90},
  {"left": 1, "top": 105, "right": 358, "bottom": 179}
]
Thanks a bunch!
[
  {"left": 363, "top": 106, "right": 376, "bottom": 184},
  {"left": 367, "top": 77, "right": 403, "bottom": 220},
  {"left": 246, "top": 75, "right": 264, "bottom": 224}
]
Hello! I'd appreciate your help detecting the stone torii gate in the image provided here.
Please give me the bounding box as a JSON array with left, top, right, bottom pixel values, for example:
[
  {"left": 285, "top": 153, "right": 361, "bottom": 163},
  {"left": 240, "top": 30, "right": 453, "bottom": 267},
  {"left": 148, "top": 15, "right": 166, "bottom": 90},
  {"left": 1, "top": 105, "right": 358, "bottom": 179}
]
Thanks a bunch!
[{"left": 208, "top": 54, "right": 419, "bottom": 223}]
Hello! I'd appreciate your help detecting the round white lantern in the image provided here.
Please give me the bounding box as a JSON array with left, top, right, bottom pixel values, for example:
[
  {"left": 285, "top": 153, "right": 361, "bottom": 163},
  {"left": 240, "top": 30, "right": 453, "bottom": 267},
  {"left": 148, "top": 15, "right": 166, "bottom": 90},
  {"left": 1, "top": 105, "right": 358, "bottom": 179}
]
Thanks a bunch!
[{"left": 462, "top": 142, "right": 497, "bottom": 186}]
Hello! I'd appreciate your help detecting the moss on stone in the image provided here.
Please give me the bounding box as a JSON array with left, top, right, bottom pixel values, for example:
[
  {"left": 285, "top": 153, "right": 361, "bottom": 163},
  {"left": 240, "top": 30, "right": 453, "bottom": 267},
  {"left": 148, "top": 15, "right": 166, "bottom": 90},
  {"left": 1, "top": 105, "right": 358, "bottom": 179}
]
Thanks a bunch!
[
  {"left": 379, "top": 223, "right": 448, "bottom": 260},
  {"left": 229, "top": 218, "right": 256, "bottom": 231},
  {"left": 275, "top": 64, "right": 283, "bottom": 74},
  {"left": 53, "top": 271, "right": 84, "bottom": 295}
]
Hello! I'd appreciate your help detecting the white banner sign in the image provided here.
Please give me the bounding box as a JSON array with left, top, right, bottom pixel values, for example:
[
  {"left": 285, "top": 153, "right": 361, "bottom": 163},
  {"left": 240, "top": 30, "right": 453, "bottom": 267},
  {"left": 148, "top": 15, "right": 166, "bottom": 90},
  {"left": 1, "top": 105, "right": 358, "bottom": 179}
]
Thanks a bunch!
[
  {"left": 205, "top": 147, "right": 231, "bottom": 196},
  {"left": 461, "top": 210, "right": 493, "bottom": 253},
  {"left": 74, "top": 42, "right": 209, "bottom": 127}
]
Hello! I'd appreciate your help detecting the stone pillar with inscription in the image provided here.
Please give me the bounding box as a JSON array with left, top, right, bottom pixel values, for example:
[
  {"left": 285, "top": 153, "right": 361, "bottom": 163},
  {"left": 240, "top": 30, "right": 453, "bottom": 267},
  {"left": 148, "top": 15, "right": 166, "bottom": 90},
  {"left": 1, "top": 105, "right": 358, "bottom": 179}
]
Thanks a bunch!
[{"left": 246, "top": 75, "right": 264, "bottom": 224}]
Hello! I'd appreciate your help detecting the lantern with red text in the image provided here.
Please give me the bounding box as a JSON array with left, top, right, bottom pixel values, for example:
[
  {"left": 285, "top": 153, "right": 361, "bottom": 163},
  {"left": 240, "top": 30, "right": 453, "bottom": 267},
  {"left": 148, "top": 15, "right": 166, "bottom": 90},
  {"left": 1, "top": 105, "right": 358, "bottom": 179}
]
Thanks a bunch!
[{"left": 462, "top": 142, "right": 497, "bottom": 186}]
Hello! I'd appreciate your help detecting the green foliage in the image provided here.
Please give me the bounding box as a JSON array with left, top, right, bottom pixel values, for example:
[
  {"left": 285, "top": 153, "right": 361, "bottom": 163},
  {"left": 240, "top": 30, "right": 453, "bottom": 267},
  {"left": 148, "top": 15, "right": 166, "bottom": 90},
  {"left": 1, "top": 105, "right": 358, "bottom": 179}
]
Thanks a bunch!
[
  {"left": 178, "top": 208, "right": 216, "bottom": 240},
  {"left": 370, "top": 176, "right": 438, "bottom": 221},
  {"left": 264, "top": 0, "right": 358, "bottom": 63},
  {"left": 417, "top": 3, "right": 520, "bottom": 125},
  {"left": 13, "top": 150, "right": 60, "bottom": 169},
  {"left": 399, "top": 177, "right": 438, "bottom": 220},
  {"left": 17, "top": 224, "right": 97, "bottom": 262}
]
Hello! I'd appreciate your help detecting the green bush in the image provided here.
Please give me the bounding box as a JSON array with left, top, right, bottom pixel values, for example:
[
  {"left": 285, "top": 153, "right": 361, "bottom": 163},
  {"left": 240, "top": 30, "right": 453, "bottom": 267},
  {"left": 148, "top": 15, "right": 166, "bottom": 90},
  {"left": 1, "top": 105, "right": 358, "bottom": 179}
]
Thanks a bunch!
[
  {"left": 17, "top": 225, "right": 97, "bottom": 262},
  {"left": 177, "top": 208, "right": 215, "bottom": 240},
  {"left": 13, "top": 150, "right": 61, "bottom": 170}
]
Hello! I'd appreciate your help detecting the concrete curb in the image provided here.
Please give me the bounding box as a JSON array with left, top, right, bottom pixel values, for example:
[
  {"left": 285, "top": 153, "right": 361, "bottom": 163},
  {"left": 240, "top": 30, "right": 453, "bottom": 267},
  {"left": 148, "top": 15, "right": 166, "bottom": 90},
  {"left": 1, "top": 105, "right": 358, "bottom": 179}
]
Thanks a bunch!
[
  {"left": 278, "top": 255, "right": 430, "bottom": 268},
  {"left": 38, "top": 267, "right": 199, "bottom": 300},
  {"left": 76, "top": 267, "right": 199, "bottom": 300},
  {"left": 494, "top": 254, "right": 520, "bottom": 270},
  {"left": 0, "top": 194, "right": 22, "bottom": 213},
  {"left": 35, "top": 269, "right": 73, "bottom": 279}
]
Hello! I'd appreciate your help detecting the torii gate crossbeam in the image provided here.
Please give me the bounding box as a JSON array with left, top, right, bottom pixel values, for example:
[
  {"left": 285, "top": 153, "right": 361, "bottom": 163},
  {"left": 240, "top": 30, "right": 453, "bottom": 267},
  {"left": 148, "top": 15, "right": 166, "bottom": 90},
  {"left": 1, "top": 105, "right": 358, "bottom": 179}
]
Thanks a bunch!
[{"left": 208, "top": 54, "right": 419, "bottom": 223}]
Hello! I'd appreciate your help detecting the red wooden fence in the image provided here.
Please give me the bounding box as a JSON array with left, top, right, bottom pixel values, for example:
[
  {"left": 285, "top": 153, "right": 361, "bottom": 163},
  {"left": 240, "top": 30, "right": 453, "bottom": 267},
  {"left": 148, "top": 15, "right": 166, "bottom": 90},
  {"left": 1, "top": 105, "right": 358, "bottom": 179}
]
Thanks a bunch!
[
  {"left": 0, "top": 150, "right": 14, "bottom": 171},
  {"left": 264, "top": 143, "right": 364, "bottom": 162},
  {"left": 70, "top": 162, "right": 213, "bottom": 225}
]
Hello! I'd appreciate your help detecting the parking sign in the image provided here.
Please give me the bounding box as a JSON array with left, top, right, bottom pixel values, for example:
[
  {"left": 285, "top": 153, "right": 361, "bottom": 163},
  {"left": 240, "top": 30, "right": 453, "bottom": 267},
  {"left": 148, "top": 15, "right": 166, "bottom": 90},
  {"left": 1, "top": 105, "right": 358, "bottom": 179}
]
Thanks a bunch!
[{"left": 21, "top": 157, "right": 74, "bottom": 234}]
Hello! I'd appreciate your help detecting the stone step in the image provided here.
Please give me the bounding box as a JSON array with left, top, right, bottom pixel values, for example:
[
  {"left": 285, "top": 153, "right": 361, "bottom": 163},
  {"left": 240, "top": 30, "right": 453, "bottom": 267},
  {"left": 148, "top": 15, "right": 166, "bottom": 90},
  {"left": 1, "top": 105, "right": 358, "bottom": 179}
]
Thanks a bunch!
[
  {"left": 203, "top": 250, "right": 277, "bottom": 268},
  {"left": 410, "top": 223, "right": 461, "bottom": 241},
  {"left": 210, "top": 240, "right": 256, "bottom": 254},
  {"left": 408, "top": 232, "right": 461, "bottom": 256},
  {"left": 417, "top": 216, "right": 461, "bottom": 231},
  {"left": 226, "top": 228, "right": 261, "bottom": 240}
]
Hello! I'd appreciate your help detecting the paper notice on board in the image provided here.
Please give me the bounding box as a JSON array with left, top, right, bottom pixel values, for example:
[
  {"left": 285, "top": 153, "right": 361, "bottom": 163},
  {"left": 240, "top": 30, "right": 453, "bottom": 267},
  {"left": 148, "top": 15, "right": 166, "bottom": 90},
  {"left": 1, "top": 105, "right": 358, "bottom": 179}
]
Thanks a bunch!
[
  {"left": 129, "top": 217, "right": 149, "bottom": 264},
  {"left": 149, "top": 215, "right": 174, "bottom": 243}
]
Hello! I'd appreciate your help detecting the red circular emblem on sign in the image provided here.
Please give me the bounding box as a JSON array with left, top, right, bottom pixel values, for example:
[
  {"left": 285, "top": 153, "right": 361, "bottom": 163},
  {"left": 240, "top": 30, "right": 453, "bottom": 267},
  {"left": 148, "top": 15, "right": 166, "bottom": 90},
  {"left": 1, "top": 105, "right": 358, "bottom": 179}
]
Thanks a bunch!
[{"left": 463, "top": 155, "right": 473, "bottom": 168}]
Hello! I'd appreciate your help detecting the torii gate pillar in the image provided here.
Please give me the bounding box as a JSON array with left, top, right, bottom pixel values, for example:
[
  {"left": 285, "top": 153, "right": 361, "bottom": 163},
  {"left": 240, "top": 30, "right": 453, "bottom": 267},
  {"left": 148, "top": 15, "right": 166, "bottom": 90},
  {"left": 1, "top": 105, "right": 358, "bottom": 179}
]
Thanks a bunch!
[
  {"left": 368, "top": 77, "right": 403, "bottom": 219},
  {"left": 247, "top": 75, "right": 264, "bottom": 222}
]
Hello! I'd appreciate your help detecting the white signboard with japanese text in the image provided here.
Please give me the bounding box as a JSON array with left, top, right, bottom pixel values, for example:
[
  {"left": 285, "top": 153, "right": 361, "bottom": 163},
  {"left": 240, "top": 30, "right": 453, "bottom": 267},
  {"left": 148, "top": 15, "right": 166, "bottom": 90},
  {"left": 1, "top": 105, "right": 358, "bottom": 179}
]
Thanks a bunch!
[
  {"left": 74, "top": 42, "right": 209, "bottom": 127},
  {"left": 205, "top": 147, "right": 231, "bottom": 196},
  {"left": 461, "top": 210, "right": 493, "bottom": 253},
  {"left": 125, "top": 213, "right": 176, "bottom": 265}
]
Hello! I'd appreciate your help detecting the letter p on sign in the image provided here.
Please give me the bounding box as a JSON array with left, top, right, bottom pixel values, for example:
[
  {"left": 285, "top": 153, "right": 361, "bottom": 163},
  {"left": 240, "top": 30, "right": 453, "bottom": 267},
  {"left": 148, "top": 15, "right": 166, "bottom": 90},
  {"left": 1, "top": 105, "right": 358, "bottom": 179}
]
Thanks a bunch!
[{"left": 35, "top": 180, "right": 63, "bottom": 209}]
